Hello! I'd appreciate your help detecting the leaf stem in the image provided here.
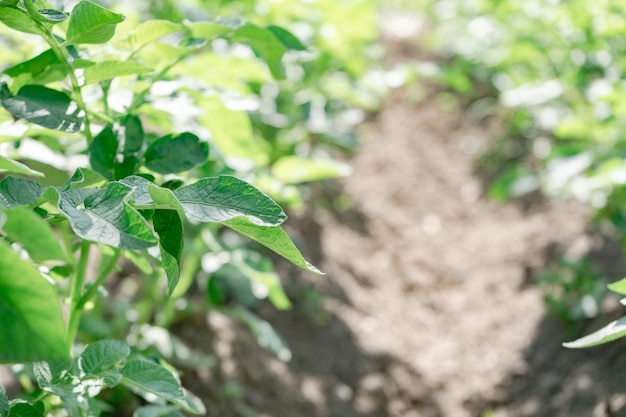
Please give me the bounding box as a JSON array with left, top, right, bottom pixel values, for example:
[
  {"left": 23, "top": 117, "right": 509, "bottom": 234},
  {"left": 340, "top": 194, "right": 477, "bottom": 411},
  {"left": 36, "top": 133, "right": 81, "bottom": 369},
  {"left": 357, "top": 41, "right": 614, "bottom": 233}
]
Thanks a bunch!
[
  {"left": 75, "top": 250, "right": 121, "bottom": 311},
  {"left": 66, "top": 240, "right": 91, "bottom": 345},
  {"left": 41, "top": 30, "right": 93, "bottom": 144}
]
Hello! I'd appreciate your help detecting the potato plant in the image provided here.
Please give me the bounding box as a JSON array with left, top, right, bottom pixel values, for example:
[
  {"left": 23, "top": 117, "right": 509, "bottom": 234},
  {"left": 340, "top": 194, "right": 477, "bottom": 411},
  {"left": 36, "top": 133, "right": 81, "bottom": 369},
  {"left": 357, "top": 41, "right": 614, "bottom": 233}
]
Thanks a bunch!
[{"left": 0, "top": 0, "right": 327, "bottom": 415}]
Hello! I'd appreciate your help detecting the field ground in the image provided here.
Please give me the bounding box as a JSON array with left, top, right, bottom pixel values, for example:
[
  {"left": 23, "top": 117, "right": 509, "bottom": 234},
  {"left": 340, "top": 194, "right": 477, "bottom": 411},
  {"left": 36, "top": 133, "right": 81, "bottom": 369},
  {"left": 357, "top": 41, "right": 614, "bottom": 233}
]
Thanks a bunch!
[{"left": 176, "top": 15, "right": 626, "bottom": 417}]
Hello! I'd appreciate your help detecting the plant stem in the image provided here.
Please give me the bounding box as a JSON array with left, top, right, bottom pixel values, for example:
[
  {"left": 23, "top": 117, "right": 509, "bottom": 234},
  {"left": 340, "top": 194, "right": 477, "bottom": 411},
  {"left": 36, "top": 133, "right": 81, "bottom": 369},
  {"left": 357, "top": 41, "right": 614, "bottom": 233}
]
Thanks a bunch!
[
  {"left": 75, "top": 250, "right": 121, "bottom": 311},
  {"left": 67, "top": 240, "right": 91, "bottom": 346},
  {"left": 41, "top": 30, "right": 93, "bottom": 144}
]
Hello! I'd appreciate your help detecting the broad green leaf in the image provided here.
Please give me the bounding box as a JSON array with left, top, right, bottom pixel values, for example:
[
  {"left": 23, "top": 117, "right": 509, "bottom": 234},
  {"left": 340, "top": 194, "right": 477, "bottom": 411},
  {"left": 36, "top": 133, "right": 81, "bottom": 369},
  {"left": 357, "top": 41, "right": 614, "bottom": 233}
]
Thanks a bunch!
[
  {"left": 147, "top": 184, "right": 184, "bottom": 214},
  {"left": 121, "top": 360, "right": 191, "bottom": 410},
  {"left": 153, "top": 210, "right": 183, "bottom": 296},
  {"left": 65, "top": 1, "right": 125, "bottom": 45},
  {"left": 121, "top": 176, "right": 155, "bottom": 206},
  {"left": 7, "top": 403, "right": 44, "bottom": 417},
  {"left": 0, "top": 84, "right": 83, "bottom": 132},
  {"left": 266, "top": 25, "right": 307, "bottom": 51},
  {"left": 3, "top": 49, "right": 60, "bottom": 78},
  {"left": 563, "top": 316, "right": 626, "bottom": 348},
  {"left": 232, "top": 24, "right": 289, "bottom": 79},
  {"left": 0, "top": 0, "right": 19, "bottom": 7},
  {"left": 185, "top": 18, "right": 243, "bottom": 39},
  {"left": 0, "top": 384, "right": 8, "bottom": 417},
  {"left": 0, "top": 6, "right": 42, "bottom": 35},
  {"left": 89, "top": 125, "right": 118, "bottom": 180},
  {"left": 173, "top": 175, "right": 286, "bottom": 226},
  {"left": 144, "top": 132, "right": 209, "bottom": 174},
  {"left": 608, "top": 278, "right": 626, "bottom": 295},
  {"left": 83, "top": 61, "right": 152, "bottom": 84},
  {"left": 121, "top": 115, "right": 144, "bottom": 155},
  {"left": 79, "top": 340, "right": 131, "bottom": 374},
  {"left": 272, "top": 157, "right": 352, "bottom": 184},
  {"left": 0, "top": 240, "right": 69, "bottom": 363},
  {"left": 121, "top": 20, "right": 184, "bottom": 51},
  {"left": 57, "top": 182, "right": 158, "bottom": 250},
  {"left": 224, "top": 217, "right": 322, "bottom": 274},
  {"left": 33, "top": 360, "right": 76, "bottom": 398},
  {"left": 1, "top": 206, "right": 69, "bottom": 262},
  {"left": 198, "top": 96, "right": 266, "bottom": 167},
  {"left": 0, "top": 176, "right": 48, "bottom": 208},
  {"left": 0, "top": 156, "right": 43, "bottom": 177}
]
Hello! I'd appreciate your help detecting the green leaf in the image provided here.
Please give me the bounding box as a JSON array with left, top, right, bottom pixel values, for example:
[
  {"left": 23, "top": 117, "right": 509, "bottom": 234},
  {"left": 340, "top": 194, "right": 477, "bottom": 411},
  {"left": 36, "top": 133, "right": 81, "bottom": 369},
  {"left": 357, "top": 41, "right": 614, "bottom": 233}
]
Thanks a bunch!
[
  {"left": 21, "top": 0, "right": 66, "bottom": 24},
  {"left": 266, "top": 25, "right": 306, "bottom": 50},
  {"left": 153, "top": 210, "right": 183, "bottom": 296},
  {"left": 65, "top": 1, "right": 125, "bottom": 45},
  {"left": 1, "top": 206, "right": 69, "bottom": 263},
  {"left": 147, "top": 184, "right": 184, "bottom": 214},
  {"left": 197, "top": 96, "right": 265, "bottom": 167},
  {"left": 121, "top": 20, "right": 184, "bottom": 51},
  {"left": 8, "top": 403, "right": 44, "bottom": 417},
  {"left": 3, "top": 49, "right": 60, "bottom": 78},
  {"left": 83, "top": 61, "right": 152, "bottom": 84},
  {"left": 89, "top": 125, "right": 118, "bottom": 180},
  {"left": 120, "top": 115, "right": 144, "bottom": 155},
  {"left": 0, "top": 384, "right": 8, "bottom": 417},
  {"left": 608, "top": 278, "right": 626, "bottom": 295},
  {"left": 232, "top": 24, "right": 289, "bottom": 79},
  {"left": 0, "top": 6, "right": 42, "bottom": 35},
  {"left": 224, "top": 217, "right": 322, "bottom": 274},
  {"left": 0, "top": 176, "right": 48, "bottom": 208},
  {"left": 272, "top": 157, "right": 352, "bottom": 184},
  {"left": 144, "top": 132, "right": 209, "bottom": 174},
  {"left": 57, "top": 182, "right": 158, "bottom": 250},
  {"left": 79, "top": 340, "right": 131, "bottom": 374},
  {"left": 0, "top": 156, "right": 43, "bottom": 177},
  {"left": 121, "top": 360, "right": 196, "bottom": 411},
  {"left": 33, "top": 360, "right": 76, "bottom": 398},
  {"left": 173, "top": 175, "right": 286, "bottom": 226},
  {"left": 134, "top": 405, "right": 184, "bottom": 417},
  {"left": 0, "top": 240, "right": 69, "bottom": 363},
  {"left": 563, "top": 316, "right": 626, "bottom": 348},
  {"left": 0, "top": 0, "right": 19, "bottom": 7},
  {"left": 63, "top": 167, "right": 107, "bottom": 190},
  {"left": 0, "top": 84, "right": 83, "bottom": 132}
]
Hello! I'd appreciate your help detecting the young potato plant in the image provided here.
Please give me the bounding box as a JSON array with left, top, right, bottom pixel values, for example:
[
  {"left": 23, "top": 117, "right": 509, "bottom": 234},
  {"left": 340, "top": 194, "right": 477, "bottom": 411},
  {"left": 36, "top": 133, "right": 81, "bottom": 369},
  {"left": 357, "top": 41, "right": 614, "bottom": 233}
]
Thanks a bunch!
[{"left": 0, "top": 0, "right": 320, "bottom": 415}]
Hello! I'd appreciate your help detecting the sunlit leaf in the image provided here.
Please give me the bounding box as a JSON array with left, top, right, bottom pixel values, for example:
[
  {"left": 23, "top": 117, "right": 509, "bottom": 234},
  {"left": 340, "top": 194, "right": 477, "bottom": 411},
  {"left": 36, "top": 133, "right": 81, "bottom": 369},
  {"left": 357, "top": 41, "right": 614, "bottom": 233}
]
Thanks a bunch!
[
  {"left": 0, "top": 240, "right": 69, "bottom": 363},
  {"left": 79, "top": 340, "right": 131, "bottom": 374},
  {"left": 0, "top": 176, "right": 48, "bottom": 208},
  {"left": 173, "top": 175, "right": 286, "bottom": 226},
  {"left": 84, "top": 61, "right": 152, "bottom": 84},
  {"left": 1, "top": 206, "right": 69, "bottom": 262},
  {"left": 272, "top": 156, "right": 352, "bottom": 184},
  {"left": 121, "top": 19, "right": 184, "bottom": 51},
  {"left": 0, "top": 384, "right": 8, "bottom": 417},
  {"left": 224, "top": 217, "right": 321, "bottom": 274},
  {"left": 0, "top": 156, "right": 43, "bottom": 177},
  {"left": 608, "top": 278, "right": 626, "bottom": 296},
  {"left": 0, "top": 6, "right": 42, "bottom": 35},
  {"left": 564, "top": 316, "right": 626, "bottom": 348},
  {"left": 65, "top": 1, "right": 125, "bottom": 45}
]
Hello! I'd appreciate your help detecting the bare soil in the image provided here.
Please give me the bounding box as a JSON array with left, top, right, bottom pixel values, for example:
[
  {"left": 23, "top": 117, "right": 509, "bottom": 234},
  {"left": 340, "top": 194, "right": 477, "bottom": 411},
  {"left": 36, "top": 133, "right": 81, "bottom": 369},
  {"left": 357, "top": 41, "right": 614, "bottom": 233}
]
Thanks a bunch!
[{"left": 174, "top": 18, "right": 626, "bottom": 417}]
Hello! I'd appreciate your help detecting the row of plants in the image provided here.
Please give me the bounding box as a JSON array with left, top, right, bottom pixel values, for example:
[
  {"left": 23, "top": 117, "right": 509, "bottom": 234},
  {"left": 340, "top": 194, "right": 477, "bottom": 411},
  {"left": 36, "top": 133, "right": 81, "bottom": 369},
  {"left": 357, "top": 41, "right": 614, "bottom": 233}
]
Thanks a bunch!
[
  {"left": 0, "top": 0, "right": 381, "bottom": 415},
  {"left": 404, "top": 0, "right": 626, "bottom": 346}
]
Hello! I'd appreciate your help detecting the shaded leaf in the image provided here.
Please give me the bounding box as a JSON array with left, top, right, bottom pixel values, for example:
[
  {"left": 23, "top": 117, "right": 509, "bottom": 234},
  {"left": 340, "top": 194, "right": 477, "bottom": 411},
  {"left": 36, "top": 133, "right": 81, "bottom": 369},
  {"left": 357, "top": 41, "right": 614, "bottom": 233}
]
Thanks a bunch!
[
  {"left": 224, "top": 217, "right": 322, "bottom": 274},
  {"left": 0, "top": 176, "right": 48, "bottom": 208},
  {"left": 0, "top": 384, "right": 8, "bottom": 417},
  {"left": 144, "top": 132, "right": 208, "bottom": 174},
  {"left": 3, "top": 49, "right": 60, "bottom": 78},
  {"left": 7, "top": 403, "right": 44, "bottom": 417},
  {"left": 232, "top": 307, "right": 291, "bottom": 361},
  {"left": 0, "top": 240, "right": 69, "bottom": 363},
  {"left": 84, "top": 61, "right": 152, "bottom": 84},
  {"left": 153, "top": 210, "right": 183, "bottom": 296},
  {"left": 1, "top": 206, "right": 69, "bottom": 262},
  {"left": 66, "top": 1, "right": 125, "bottom": 45},
  {"left": 0, "top": 84, "right": 83, "bottom": 132},
  {"left": 79, "top": 340, "right": 130, "bottom": 375},
  {"left": 89, "top": 125, "right": 118, "bottom": 180},
  {"left": 173, "top": 175, "right": 286, "bottom": 226}
]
